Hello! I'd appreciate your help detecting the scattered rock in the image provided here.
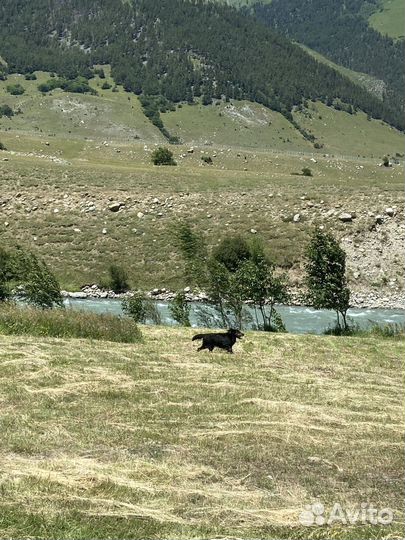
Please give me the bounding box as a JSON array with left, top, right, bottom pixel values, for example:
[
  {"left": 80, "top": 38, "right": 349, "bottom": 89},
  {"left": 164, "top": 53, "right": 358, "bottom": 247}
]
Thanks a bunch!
[
  {"left": 250, "top": 228, "right": 257, "bottom": 234},
  {"left": 375, "top": 215, "right": 384, "bottom": 225},
  {"left": 137, "top": 211, "right": 144, "bottom": 219},
  {"left": 102, "top": 228, "right": 107, "bottom": 234},
  {"left": 293, "top": 213, "right": 301, "bottom": 223},
  {"left": 108, "top": 201, "right": 124, "bottom": 212},
  {"left": 385, "top": 208, "right": 395, "bottom": 217},
  {"left": 69, "top": 291, "right": 88, "bottom": 299},
  {"left": 338, "top": 212, "right": 353, "bottom": 223}
]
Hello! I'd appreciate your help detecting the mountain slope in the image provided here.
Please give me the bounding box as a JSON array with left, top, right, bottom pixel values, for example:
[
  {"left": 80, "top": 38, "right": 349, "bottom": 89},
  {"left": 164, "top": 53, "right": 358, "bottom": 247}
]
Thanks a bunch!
[
  {"left": 250, "top": 0, "right": 404, "bottom": 124},
  {"left": 0, "top": 0, "right": 402, "bottom": 132},
  {"left": 1, "top": 71, "right": 403, "bottom": 158},
  {"left": 369, "top": 0, "right": 405, "bottom": 39}
]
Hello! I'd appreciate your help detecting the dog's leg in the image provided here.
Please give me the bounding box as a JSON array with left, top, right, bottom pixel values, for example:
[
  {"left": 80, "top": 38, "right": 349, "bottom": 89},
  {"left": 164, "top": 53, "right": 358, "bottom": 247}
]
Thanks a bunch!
[{"left": 227, "top": 346, "right": 233, "bottom": 354}]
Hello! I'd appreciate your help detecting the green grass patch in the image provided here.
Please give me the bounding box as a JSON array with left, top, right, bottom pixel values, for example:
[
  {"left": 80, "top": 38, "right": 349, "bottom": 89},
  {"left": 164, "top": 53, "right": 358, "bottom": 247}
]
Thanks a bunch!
[
  {"left": 0, "top": 304, "right": 141, "bottom": 342},
  {"left": 369, "top": 0, "right": 405, "bottom": 39}
]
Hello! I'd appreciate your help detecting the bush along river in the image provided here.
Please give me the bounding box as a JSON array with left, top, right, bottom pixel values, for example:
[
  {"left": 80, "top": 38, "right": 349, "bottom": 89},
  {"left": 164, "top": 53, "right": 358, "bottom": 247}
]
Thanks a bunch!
[{"left": 63, "top": 297, "right": 405, "bottom": 335}]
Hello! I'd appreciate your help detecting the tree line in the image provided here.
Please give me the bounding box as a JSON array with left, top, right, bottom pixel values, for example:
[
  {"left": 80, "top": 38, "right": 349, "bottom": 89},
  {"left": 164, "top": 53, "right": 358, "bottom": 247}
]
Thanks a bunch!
[
  {"left": 0, "top": 225, "right": 352, "bottom": 335},
  {"left": 161, "top": 223, "right": 351, "bottom": 333}
]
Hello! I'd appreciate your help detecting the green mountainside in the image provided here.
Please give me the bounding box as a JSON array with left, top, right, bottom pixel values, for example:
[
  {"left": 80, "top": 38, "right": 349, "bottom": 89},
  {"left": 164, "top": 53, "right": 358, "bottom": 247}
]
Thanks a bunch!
[
  {"left": 249, "top": 0, "right": 404, "bottom": 123},
  {"left": 0, "top": 0, "right": 402, "bottom": 136},
  {"left": 1, "top": 70, "right": 403, "bottom": 159}
]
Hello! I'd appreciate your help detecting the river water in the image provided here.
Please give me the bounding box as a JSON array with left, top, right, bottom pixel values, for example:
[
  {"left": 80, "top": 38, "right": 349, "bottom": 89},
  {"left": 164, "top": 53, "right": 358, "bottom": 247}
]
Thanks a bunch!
[{"left": 63, "top": 297, "right": 405, "bottom": 335}]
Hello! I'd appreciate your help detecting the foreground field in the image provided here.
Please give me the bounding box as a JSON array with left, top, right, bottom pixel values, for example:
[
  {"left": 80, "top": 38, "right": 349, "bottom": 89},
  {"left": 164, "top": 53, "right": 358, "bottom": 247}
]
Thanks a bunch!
[{"left": 0, "top": 328, "right": 403, "bottom": 539}]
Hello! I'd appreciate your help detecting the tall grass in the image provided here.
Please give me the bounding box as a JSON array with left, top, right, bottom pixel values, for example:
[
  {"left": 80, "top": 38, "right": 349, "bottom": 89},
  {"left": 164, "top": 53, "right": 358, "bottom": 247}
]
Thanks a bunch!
[
  {"left": 324, "top": 321, "right": 405, "bottom": 339},
  {"left": 0, "top": 304, "right": 141, "bottom": 343}
]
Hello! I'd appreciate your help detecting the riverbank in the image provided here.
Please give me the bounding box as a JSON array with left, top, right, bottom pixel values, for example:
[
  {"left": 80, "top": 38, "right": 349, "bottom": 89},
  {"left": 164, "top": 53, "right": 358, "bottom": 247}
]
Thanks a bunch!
[{"left": 62, "top": 284, "right": 405, "bottom": 310}]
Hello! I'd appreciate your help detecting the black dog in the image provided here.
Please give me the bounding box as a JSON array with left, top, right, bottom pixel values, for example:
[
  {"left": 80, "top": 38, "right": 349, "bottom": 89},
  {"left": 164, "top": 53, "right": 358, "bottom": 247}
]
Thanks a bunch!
[{"left": 192, "top": 328, "right": 244, "bottom": 353}]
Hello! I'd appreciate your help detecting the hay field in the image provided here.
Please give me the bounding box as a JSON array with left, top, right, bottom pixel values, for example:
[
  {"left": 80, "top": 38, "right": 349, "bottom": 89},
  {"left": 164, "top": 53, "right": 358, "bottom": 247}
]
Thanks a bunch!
[{"left": 0, "top": 327, "right": 403, "bottom": 539}]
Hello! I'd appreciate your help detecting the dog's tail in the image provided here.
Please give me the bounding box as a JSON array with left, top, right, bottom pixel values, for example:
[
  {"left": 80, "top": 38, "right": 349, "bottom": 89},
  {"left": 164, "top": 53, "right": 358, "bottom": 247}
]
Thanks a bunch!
[{"left": 192, "top": 333, "right": 205, "bottom": 341}]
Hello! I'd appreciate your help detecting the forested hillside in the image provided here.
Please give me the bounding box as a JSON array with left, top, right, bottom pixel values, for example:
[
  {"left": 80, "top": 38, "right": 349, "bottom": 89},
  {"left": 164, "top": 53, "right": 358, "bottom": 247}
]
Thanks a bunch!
[
  {"left": 0, "top": 0, "right": 403, "bottom": 131},
  {"left": 251, "top": 0, "right": 404, "bottom": 123}
]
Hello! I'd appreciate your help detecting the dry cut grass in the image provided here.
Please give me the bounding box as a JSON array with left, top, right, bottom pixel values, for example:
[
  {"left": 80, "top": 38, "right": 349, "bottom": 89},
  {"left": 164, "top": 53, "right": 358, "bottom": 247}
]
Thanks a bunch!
[{"left": 0, "top": 326, "right": 403, "bottom": 539}]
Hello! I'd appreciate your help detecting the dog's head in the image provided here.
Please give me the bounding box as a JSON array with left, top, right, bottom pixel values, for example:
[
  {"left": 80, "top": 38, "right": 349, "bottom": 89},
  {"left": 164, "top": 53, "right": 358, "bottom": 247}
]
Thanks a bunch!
[{"left": 228, "top": 328, "right": 244, "bottom": 339}]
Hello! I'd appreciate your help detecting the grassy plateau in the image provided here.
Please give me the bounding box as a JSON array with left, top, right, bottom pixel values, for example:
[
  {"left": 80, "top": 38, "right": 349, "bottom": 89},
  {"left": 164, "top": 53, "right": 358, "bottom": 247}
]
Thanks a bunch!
[{"left": 0, "top": 326, "right": 403, "bottom": 539}]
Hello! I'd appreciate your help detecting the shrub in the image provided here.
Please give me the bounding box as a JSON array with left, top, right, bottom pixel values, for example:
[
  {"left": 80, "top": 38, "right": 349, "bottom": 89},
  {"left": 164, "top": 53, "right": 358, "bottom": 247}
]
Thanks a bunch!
[
  {"left": 305, "top": 229, "right": 350, "bottom": 331},
  {"left": 0, "top": 304, "right": 141, "bottom": 342},
  {"left": 122, "top": 293, "right": 162, "bottom": 325},
  {"left": 101, "top": 81, "right": 112, "bottom": 90},
  {"left": 0, "top": 142, "right": 6, "bottom": 151},
  {"left": 0, "top": 104, "right": 14, "bottom": 118},
  {"left": 0, "top": 247, "right": 12, "bottom": 300},
  {"left": 151, "top": 146, "right": 176, "bottom": 166},
  {"left": 172, "top": 221, "right": 208, "bottom": 285},
  {"left": 11, "top": 247, "right": 63, "bottom": 309},
  {"left": 6, "top": 83, "right": 25, "bottom": 95},
  {"left": 201, "top": 156, "right": 213, "bottom": 164},
  {"left": 94, "top": 68, "right": 105, "bottom": 79},
  {"left": 1, "top": 246, "right": 61, "bottom": 308},
  {"left": 212, "top": 235, "right": 252, "bottom": 273},
  {"left": 382, "top": 156, "right": 391, "bottom": 167},
  {"left": 38, "top": 78, "right": 65, "bottom": 93},
  {"left": 108, "top": 264, "right": 130, "bottom": 293},
  {"left": 301, "top": 167, "right": 313, "bottom": 177},
  {"left": 169, "top": 291, "right": 191, "bottom": 326},
  {"left": 236, "top": 253, "right": 289, "bottom": 332},
  {"left": 24, "top": 73, "right": 37, "bottom": 80},
  {"left": 63, "top": 79, "right": 97, "bottom": 95},
  {"left": 38, "top": 77, "right": 96, "bottom": 95}
]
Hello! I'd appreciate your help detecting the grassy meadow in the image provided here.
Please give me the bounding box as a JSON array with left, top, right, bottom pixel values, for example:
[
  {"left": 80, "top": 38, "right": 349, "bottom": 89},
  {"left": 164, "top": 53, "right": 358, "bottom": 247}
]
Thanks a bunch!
[
  {"left": 368, "top": 0, "right": 405, "bottom": 39},
  {"left": 0, "top": 327, "right": 403, "bottom": 539}
]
